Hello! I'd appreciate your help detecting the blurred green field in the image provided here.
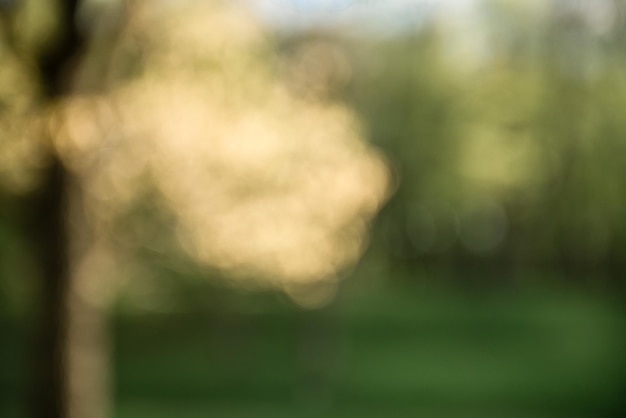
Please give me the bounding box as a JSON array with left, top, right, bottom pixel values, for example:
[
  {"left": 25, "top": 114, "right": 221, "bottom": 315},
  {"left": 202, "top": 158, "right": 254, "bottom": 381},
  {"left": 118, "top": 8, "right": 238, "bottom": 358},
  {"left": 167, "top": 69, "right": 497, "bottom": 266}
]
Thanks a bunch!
[{"left": 2, "top": 280, "right": 625, "bottom": 418}]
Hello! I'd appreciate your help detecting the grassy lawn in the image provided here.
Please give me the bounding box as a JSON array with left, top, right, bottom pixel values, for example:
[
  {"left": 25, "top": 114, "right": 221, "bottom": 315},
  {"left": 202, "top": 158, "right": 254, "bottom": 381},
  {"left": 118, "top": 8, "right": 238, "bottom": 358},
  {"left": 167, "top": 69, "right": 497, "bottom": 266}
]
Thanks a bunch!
[
  {"left": 113, "top": 281, "right": 626, "bottom": 417},
  {"left": 2, "top": 279, "right": 625, "bottom": 417}
]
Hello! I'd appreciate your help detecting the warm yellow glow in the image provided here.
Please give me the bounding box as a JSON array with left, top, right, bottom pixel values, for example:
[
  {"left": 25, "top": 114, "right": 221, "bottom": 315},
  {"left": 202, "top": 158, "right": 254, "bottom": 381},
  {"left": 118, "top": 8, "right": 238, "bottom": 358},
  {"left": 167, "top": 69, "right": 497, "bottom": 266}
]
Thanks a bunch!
[
  {"left": 52, "top": 0, "right": 390, "bottom": 293},
  {"left": 0, "top": 48, "right": 47, "bottom": 194},
  {"left": 281, "top": 40, "right": 353, "bottom": 99}
]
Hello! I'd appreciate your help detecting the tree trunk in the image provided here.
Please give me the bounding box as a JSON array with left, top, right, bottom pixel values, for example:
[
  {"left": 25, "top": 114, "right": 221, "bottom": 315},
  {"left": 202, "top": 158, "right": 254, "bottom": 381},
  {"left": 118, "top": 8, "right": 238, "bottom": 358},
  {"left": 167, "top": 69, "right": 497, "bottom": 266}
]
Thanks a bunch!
[
  {"left": 30, "top": 150, "right": 111, "bottom": 418},
  {"left": 29, "top": 1, "right": 111, "bottom": 418},
  {"left": 30, "top": 156, "right": 71, "bottom": 418}
]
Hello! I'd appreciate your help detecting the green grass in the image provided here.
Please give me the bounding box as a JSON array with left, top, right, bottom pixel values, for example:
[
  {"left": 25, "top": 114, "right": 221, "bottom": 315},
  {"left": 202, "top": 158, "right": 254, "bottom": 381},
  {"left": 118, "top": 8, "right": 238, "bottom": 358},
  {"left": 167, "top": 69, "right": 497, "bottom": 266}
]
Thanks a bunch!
[
  {"left": 113, "top": 281, "right": 626, "bottom": 417},
  {"left": 2, "top": 279, "right": 625, "bottom": 417}
]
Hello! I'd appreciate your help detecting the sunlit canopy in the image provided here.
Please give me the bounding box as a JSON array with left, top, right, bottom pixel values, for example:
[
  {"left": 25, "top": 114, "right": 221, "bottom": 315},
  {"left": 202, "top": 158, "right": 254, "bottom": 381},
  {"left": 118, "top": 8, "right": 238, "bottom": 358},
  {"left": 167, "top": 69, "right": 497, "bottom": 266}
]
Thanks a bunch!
[{"left": 51, "top": 0, "right": 390, "bottom": 295}]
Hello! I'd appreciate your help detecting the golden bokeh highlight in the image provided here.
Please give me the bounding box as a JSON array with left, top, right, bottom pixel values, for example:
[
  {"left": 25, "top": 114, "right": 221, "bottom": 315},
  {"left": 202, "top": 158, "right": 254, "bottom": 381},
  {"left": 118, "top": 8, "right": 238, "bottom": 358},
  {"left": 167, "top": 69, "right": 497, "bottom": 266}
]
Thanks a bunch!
[
  {"left": 50, "top": 0, "right": 390, "bottom": 304},
  {"left": 0, "top": 44, "right": 47, "bottom": 194}
]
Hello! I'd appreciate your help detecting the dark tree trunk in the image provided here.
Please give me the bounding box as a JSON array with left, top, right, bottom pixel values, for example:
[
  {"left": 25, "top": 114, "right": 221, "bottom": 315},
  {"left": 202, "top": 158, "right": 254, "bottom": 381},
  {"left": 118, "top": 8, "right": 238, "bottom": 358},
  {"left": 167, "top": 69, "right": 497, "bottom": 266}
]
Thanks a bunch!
[
  {"left": 28, "top": 1, "right": 111, "bottom": 418},
  {"left": 30, "top": 157, "right": 71, "bottom": 418}
]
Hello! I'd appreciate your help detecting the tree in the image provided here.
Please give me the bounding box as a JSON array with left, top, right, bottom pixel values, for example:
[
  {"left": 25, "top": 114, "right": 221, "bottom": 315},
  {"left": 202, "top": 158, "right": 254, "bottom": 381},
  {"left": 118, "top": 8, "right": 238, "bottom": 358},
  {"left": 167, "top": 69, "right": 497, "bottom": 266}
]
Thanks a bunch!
[{"left": 0, "top": 1, "right": 390, "bottom": 417}]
